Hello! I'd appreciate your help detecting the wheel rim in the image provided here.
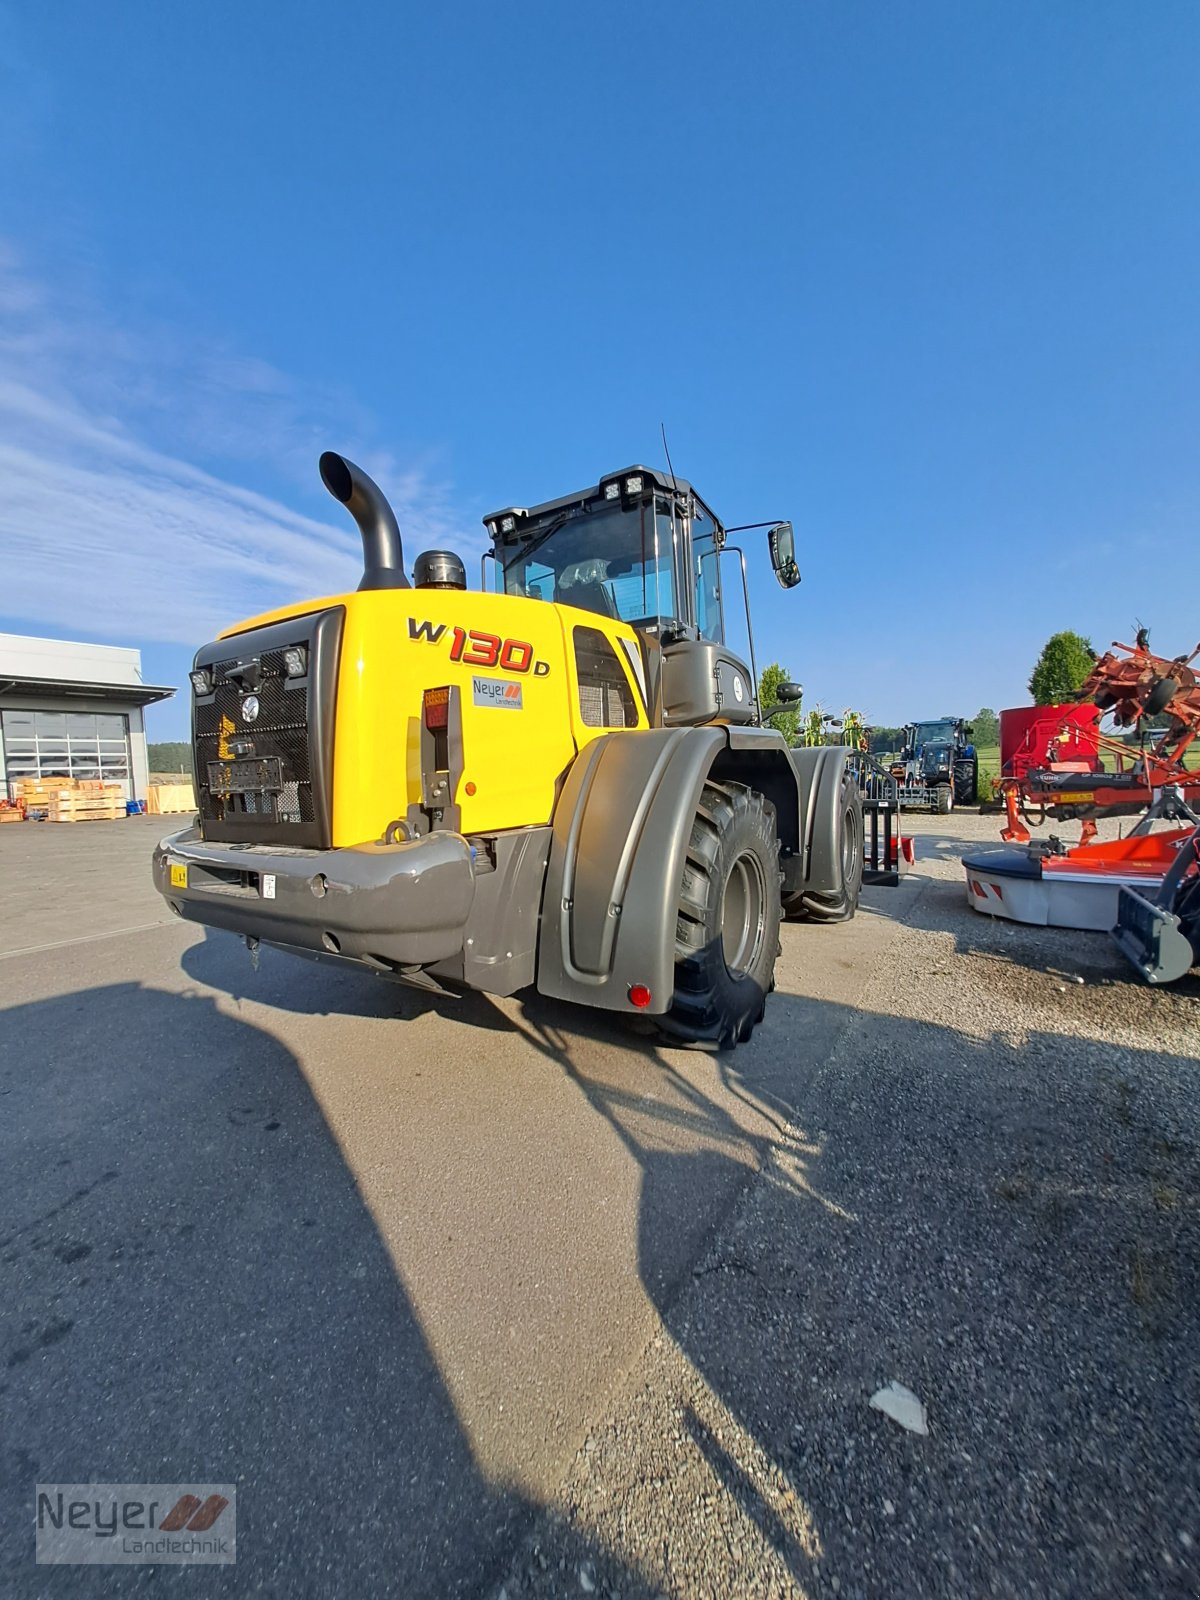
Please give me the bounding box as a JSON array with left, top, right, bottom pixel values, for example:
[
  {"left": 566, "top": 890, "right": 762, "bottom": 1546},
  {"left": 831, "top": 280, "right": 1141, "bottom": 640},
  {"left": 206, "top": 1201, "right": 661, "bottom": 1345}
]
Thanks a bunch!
[
  {"left": 841, "top": 805, "right": 857, "bottom": 887},
  {"left": 721, "top": 850, "right": 767, "bottom": 976}
]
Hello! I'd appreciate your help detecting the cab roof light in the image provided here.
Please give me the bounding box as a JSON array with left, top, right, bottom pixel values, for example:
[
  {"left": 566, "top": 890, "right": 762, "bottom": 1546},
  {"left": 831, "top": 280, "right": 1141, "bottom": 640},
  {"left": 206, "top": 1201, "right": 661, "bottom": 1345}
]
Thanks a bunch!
[
  {"left": 487, "top": 507, "right": 527, "bottom": 538},
  {"left": 600, "top": 472, "right": 649, "bottom": 505}
]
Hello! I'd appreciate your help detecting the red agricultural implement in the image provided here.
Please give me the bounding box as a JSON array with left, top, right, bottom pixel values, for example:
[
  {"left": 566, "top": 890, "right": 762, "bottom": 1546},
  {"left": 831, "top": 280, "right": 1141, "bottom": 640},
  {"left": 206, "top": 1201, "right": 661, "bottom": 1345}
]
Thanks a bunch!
[
  {"left": 999, "top": 701, "right": 1101, "bottom": 788},
  {"left": 1000, "top": 637, "right": 1200, "bottom": 845}
]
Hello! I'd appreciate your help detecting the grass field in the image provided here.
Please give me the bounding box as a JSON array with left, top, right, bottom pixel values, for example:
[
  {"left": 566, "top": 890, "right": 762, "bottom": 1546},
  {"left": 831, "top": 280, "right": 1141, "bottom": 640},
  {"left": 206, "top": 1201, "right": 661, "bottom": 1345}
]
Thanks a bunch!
[{"left": 975, "top": 743, "right": 1000, "bottom": 787}]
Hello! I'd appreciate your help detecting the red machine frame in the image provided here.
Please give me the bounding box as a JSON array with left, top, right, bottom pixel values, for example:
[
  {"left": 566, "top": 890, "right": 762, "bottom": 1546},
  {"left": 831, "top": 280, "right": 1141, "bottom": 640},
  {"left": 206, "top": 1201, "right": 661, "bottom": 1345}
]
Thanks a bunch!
[{"left": 1002, "top": 637, "right": 1200, "bottom": 844}]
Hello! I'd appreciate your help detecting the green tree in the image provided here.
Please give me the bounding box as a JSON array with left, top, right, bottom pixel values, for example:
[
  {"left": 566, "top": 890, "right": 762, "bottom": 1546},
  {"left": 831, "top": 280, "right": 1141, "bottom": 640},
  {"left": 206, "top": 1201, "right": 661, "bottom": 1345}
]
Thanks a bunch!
[
  {"left": 1028, "top": 631, "right": 1095, "bottom": 706},
  {"left": 758, "top": 663, "right": 801, "bottom": 743},
  {"left": 147, "top": 741, "right": 194, "bottom": 776},
  {"left": 971, "top": 707, "right": 999, "bottom": 746}
]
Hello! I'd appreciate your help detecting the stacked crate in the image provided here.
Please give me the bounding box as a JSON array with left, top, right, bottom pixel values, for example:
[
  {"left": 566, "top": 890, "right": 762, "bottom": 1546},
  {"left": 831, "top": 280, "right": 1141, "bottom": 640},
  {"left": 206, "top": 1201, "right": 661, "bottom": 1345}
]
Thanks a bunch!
[
  {"left": 10, "top": 778, "right": 59, "bottom": 817},
  {"left": 147, "top": 783, "right": 197, "bottom": 815},
  {"left": 10, "top": 778, "right": 126, "bottom": 822},
  {"left": 47, "top": 781, "right": 126, "bottom": 822}
]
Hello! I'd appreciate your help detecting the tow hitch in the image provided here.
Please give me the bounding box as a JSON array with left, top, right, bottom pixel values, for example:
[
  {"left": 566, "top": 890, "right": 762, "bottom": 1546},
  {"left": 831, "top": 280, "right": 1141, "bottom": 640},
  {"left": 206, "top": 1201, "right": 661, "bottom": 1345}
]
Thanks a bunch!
[{"left": 1111, "top": 825, "right": 1200, "bottom": 985}]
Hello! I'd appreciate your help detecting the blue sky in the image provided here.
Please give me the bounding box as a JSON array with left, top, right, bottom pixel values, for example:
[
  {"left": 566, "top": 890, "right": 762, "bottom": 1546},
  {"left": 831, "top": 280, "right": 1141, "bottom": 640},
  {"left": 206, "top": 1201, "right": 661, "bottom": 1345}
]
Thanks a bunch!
[{"left": 2, "top": 0, "right": 1198, "bottom": 742}]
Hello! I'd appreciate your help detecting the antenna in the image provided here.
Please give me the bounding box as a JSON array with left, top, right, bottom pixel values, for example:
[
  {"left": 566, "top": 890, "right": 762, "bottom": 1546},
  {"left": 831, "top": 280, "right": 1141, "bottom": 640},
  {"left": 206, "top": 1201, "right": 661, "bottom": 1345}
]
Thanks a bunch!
[{"left": 660, "top": 423, "right": 680, "bottom": 499}]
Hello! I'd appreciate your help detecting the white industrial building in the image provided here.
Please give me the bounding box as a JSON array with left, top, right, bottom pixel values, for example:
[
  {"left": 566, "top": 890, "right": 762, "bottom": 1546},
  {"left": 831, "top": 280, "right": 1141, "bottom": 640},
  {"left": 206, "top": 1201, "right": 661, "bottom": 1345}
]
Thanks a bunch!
[{"left": 0, "top": 633, "right": 175, "bottom": 804}]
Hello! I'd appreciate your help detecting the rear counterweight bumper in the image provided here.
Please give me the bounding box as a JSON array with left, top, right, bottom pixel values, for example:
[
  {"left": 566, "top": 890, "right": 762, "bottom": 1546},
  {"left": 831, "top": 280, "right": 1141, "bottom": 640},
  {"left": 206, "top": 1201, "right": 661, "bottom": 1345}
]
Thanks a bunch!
[{"left": 152, "top": 826, "right": 476, "bottom": 966}]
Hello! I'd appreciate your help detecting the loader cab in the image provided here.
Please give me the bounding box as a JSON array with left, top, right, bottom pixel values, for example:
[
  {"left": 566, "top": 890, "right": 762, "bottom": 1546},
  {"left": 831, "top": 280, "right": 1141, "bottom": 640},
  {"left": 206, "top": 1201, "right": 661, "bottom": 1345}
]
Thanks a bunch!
[
  {"left": 484, "top": 467, "right": 798, "bottom": 729},
  {"left": 487, "top": 468, "right": 725, "bottom": 640}
]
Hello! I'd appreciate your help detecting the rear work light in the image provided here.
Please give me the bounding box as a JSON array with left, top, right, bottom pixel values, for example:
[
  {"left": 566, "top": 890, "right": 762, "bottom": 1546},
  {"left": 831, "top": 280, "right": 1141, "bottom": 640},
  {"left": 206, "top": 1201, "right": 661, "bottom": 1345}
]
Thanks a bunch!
[
  {"left": 283, "top": 645, "right": 308, "bottom": 678},
  {"left": 189, "top": 668, "right": 213, "bottom": 696},
  {"left": 423, "top": 686, "right": 451, "bottom": 731}
]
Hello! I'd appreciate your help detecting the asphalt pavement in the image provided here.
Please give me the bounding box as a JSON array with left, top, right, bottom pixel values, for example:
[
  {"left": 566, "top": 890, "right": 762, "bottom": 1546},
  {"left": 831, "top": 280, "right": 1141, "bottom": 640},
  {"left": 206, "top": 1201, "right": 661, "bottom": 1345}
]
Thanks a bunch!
[{"left": 1, "top": 811, "right": 1197, "bottom": 1597}]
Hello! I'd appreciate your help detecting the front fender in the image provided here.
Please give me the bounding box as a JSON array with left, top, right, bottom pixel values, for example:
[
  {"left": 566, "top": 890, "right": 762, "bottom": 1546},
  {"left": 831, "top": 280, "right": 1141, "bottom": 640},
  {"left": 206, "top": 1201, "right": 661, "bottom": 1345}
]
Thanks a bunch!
[{"left": 536, "top": 727, "right": 727, "bottom": 1013}]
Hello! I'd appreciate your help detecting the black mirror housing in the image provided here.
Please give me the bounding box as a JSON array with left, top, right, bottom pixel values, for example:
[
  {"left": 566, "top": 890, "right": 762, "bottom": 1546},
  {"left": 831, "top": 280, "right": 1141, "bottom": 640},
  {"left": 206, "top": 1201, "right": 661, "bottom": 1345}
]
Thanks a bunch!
[
  {"left": 768, "top": 521, "right": 801, "bottom": 589},
  {"left": 776, "top": 680, "right": 803, "bottom": 703}
]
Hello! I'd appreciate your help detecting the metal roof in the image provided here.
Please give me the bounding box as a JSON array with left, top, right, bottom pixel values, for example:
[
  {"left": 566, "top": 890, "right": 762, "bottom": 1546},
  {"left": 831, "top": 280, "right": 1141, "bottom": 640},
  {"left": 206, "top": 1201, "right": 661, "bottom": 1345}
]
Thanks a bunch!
[{"left": 0, "top": 674, "right": 175, "bottom": 707}]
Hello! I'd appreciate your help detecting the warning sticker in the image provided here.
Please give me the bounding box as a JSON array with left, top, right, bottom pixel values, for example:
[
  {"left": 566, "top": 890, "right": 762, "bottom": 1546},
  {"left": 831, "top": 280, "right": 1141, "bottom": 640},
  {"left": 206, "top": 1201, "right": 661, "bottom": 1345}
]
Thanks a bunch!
[{"left": 472, "top": 677, "right": 523, "bottom": 710}]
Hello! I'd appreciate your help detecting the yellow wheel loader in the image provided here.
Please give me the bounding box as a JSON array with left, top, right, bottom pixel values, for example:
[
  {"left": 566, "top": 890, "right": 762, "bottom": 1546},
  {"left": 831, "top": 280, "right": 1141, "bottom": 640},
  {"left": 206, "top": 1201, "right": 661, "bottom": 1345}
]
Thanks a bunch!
[{"left": 153, "top": 454, "right": 865, "bottom": 1048}]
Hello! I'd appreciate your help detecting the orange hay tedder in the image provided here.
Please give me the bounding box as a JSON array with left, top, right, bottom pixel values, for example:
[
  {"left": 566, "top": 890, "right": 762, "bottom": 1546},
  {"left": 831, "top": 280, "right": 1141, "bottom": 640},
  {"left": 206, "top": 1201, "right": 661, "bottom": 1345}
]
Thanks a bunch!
[{"left": 1001, "top": 634, "right": 1200, "bottom": 846}]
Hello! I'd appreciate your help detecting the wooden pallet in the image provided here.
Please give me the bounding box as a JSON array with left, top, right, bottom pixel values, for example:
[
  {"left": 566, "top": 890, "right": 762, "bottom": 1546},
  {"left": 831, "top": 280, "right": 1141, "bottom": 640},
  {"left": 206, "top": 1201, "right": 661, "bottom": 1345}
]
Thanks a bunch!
[
  {"left": 47, "top": 785, "right": 126, "bottom": 822},
  {"left": 47, "top": 812, "right": 124, "bottom": 825}
]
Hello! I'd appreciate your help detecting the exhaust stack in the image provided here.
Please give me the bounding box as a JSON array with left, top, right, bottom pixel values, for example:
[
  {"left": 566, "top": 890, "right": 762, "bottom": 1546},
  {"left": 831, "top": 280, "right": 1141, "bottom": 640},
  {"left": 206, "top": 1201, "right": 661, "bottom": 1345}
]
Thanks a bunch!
[{"left": 319, "top": 451, "right": 410, "bottom": 590}]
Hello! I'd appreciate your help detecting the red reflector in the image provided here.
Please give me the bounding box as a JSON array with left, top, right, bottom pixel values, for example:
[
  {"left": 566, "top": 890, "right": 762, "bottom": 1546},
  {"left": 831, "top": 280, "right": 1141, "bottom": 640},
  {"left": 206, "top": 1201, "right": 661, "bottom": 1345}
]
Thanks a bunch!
[
  {"left": 628, "top": 983, "right": 652, "bottom": 1010},
  {"left": 423, "top": 687, "right": 451, "bottom": 731}
]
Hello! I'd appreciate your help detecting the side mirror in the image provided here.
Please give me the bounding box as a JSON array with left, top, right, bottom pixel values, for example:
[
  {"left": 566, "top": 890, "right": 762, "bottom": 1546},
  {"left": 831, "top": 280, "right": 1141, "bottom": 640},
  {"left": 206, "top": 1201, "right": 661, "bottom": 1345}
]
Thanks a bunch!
[
  {"left": 775, "top": 680, "right": 803, "bottom": 703},
  {"left": 768, "top": 522, "right": 801, "bottom": 589}
]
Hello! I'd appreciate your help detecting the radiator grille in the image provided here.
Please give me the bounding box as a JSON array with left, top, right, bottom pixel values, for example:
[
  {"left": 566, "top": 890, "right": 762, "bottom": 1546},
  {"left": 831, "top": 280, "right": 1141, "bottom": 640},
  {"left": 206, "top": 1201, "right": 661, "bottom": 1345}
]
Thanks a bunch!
[{"left": 196, "top": 648, "right": 313, "bottom": 830}]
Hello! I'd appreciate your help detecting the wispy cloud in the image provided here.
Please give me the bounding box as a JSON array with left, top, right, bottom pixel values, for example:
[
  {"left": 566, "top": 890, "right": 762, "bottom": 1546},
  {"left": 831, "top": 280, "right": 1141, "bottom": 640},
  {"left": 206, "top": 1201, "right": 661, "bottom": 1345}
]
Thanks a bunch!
[{"left": 0, "top": 246, "right": 475, "bottom": 645}]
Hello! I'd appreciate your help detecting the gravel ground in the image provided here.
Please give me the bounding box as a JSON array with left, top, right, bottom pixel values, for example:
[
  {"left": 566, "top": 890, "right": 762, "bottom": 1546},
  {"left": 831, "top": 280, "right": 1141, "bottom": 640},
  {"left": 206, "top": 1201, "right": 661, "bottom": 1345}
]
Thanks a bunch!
[{"left": 494, "top": 811, "right": 1200, "bottom": 1600}]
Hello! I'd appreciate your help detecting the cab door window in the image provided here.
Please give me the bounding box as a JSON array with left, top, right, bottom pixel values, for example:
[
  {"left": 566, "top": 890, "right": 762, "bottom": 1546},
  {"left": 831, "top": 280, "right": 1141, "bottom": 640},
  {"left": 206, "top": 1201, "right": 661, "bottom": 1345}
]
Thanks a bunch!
[{"left": 691, "top": 501, "right": 725, "bottom": 644}]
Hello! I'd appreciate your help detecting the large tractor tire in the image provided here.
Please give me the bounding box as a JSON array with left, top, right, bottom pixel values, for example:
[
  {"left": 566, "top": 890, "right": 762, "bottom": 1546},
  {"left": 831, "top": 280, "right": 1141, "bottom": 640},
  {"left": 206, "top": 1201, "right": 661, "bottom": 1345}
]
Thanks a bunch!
[
  {"left": 936, "top": 783, "right": 954, "bottom": 814},
  {"left": 783, "top": 773, "right": 864, "bottom": 924},
  {"left": 661, "top": 781, "right": 781, "bottom": 1050},
  {"left": 955, "top": 758, "right": 978, "bottom": 806}
]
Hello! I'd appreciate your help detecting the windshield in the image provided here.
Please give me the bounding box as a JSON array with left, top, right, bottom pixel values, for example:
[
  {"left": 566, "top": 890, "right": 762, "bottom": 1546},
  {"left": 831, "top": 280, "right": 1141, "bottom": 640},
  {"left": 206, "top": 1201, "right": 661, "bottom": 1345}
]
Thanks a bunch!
[
  {"left": 911, "top": 719, "right": 958, "bottom": 745},
  {"left": 500, "top": 498, "right": 680, "bottom": 631}
]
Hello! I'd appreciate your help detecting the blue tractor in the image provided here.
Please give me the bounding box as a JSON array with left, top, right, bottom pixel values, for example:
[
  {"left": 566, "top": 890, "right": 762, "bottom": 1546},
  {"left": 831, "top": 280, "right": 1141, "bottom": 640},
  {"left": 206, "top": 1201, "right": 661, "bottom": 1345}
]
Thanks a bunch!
[{"left": 891, "top": 717, "right": 978, "bottom": 813}]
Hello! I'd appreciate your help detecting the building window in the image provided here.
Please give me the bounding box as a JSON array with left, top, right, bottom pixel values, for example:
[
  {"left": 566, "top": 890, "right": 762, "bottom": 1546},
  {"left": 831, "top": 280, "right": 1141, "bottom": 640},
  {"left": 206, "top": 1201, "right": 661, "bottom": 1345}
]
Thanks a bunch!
[
  {"left": 2, "top": 710, "right": 131, "bottom": 793},
  {"left": 573, "top": 627, "right": 639, "bottom": 729}
]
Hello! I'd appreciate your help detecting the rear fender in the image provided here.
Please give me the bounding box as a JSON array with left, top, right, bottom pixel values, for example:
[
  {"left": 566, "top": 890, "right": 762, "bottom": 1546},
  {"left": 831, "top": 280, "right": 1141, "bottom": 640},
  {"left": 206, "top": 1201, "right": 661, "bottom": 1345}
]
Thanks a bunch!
[
  {"left": 777, "top": 745, "right": 852, "bottom": 898},
  {"left": 706, "top": 738, "right": 851, "bottom": 894}
]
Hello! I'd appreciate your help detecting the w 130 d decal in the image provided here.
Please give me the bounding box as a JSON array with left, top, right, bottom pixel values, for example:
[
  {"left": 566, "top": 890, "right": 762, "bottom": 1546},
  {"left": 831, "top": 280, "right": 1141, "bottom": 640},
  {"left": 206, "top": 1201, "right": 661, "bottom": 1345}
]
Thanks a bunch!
[{"left": 408, "top": 618, "right": 550, "bottom": 675}]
